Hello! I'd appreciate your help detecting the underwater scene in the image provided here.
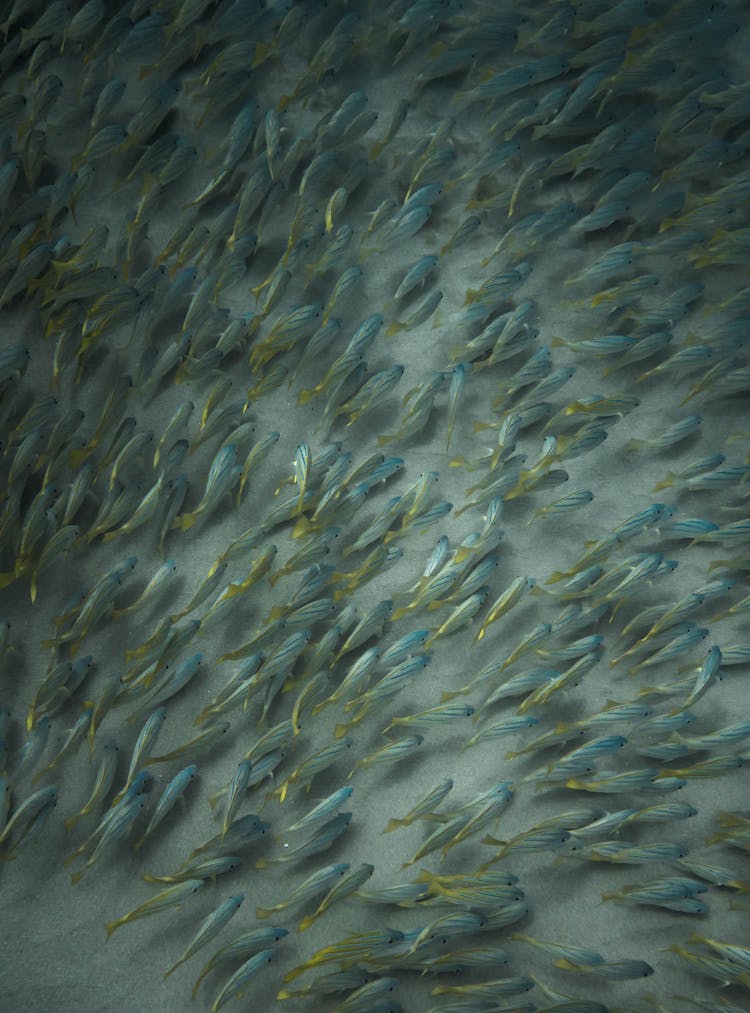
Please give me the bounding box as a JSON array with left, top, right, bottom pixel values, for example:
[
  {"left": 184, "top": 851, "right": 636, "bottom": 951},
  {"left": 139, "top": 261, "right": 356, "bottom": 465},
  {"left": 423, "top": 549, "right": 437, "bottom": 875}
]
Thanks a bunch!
[{"left": 2, "top": 0, "right": 750, "bottom": 1010}]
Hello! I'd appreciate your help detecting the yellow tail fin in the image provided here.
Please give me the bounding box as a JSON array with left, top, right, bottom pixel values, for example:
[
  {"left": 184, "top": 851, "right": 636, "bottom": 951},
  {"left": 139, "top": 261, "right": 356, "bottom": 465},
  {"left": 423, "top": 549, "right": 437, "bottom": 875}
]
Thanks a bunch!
[
  {"left": 178, "top": 513, "right": 197, "bottom": 532},
  {"left": 383, "top": 817, "right": 405, "bottom": 833}
]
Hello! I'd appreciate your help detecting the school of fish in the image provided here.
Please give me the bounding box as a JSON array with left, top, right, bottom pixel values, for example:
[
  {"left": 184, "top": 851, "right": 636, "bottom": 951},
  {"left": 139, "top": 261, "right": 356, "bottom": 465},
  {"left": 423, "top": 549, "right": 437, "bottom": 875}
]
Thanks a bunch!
[{"left": 1, "top": 0, "right": 750, "bottom": 1010}]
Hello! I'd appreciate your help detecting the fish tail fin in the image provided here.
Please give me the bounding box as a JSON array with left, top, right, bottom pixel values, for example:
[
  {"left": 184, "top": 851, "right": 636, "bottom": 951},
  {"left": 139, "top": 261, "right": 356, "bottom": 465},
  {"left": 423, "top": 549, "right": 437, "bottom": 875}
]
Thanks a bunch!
[
  {"left": 383, "top": 817, "right": 406, "bottom": 833},
  {"left": 708, "top": 608, "right": 730, "bottom": 624},
  {"left": 64, "top": 814, "right": 80, "bottom": 834},
  {"left": 334, "top": 722, "right": 351, "bottom": 739},
  {"left": 652, "top": 474, "right": 674, "bottom": 492},
  {"left": 0, "top": 571, "right": 17, "bottom": 590},
  {"left": 297, "top": 388, "right": 314, "bottom": 406},
  {"left": 69, "top": 447, "right": 90, "bottom": 469},
  {"left": 385, "top": 321, "right": 404, "bottom": 338},
  {"left": 255, "top": 857, "right": 270, "bottom": 869},
  {"left": 177, "top": 513, "right": 196, "bottom": 532},
  {"left": 480, "top": 834, "right": 503, "bottom": 846},
  {"left": 70, "top": 868, "right": 87, "bottom": 886},
  {"left": 298, "top": 915, "right": 315, "bottom": 932},
  {"left": 291, "top": 516, "right": 313, "bottom": 539},
  {"left": 162, "top": 962, "right": 179, "bottom": 981},
  {"left": 63, "top": 847, "right": 82, "bottom": 868},
  {"left": 191, "top": 25, "right": 208, "bottom": 58},
  {"left": 472, "top": 419, "right": 499, "bottom": 435},
  {"left": 191, "top": 970, "right": 209, "bottom": 999},
  {"left": 104, "top": 920, "right": 120, "bottom": 940},
  {"left": 251, "top": 40, "right": 272, "bottom": 68},
  {"left": 255, "top": 907, "right": 273, "bottom": 919}
]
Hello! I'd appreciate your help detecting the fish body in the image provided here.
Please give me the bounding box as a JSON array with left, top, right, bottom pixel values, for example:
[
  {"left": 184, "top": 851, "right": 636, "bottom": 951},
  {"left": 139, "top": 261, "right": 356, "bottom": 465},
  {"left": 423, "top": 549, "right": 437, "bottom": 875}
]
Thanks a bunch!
[
  {"left": 164, "top": 893, "right": 244, "bottom": 979},
  {"left": 256, "top": 812, "right": 353, "bottom": 867},
  {"left": 210, "top": 948, "right": 275, "bottom": 1013}
]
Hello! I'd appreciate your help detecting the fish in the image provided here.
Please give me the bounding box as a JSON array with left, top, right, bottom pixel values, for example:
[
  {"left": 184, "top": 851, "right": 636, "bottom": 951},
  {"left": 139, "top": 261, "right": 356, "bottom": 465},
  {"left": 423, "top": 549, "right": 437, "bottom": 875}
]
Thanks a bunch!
[
  {"left": 424, "top": 591, "right": 489, "bottom": 649},
  {"left": 386, "top": 703, "right": 475, "bottom": 736},
  {"left": 174, "top": 443, "right": 240, "bottom": 532},
  {"left": 409, "top": 909, "right": 489, "bottom": 955},
  {"left": 299, "top": 314, "right": 384, "bottom": 406},
  {"left": 70, "top": 793, "right": 147, "bottom": 884},
  {"left": 439, "top": 784, "right": 515, "bottom": 860},
  {"left": 298, "top": 863, "right": 375, "bottom": 932},
  {"left": 335, "top": 599, "right": 394, "bottom": 661},
  {"left": 475, "top": 576, "right": 537, "bottom": 643},
  {"left": 528, "top": 489, "right": 594, "bottom": 525},
  {"left": 602, "top": 876, "right": 708, "bottom": 913},
  {"left": 282, "top": 930, "right": 404, "bottom": 984},
  {"left": 164, "top": 893, "right": 244, "bottom": 980},
  {"left": 384, "top": 778, "right": 454, "bottom": 834},
  {"left": 335, "top": 364, "right": 406, "bottom": 428},
  {"left": 8, "top": 716, "right": 51, "bottom": 787},
  {"left": 31, "top": 711, "right": 91, "bottom": 784},
  {"left": 511, "top": 935, "right": 605, "bottom": 970},
  {"left": 349, "top": 735, "right": 424, "bottom": 779},
  {"left": 133, "top": 764, "right": 198, "bottom": 852},
  {"left": 0, "top": 784, "right": 59, "bottom": 850},
  {"left": 282, "top": 788, "right": 355, "bottom": 837},
  {"left": 370, "top": 97, "right": 409, "bottom": 159},
  {"left": 273, "top": 738, "right": 353, "bottom": 804},
  {"left": 464, "top": 716, "right": 539, "bottom": 750},
  {"left": 256, "top": 863, "right": 350, "bottom": 919},
  {"left": 554, "top": 957, "right": 654, "bottom": 979},
  {"left": 146, "top": 722, "right": 230, "bottom": 765},
  {"left": 191, "top": 928, "right": 287, "bottom": 999},
  {"left": 64, "top": 740, "right": 119, "bottom": 834},
  {"left": 430, "top": 976, "right": 535, "bottom": 999},
  {"left": 256, "top": 812, "right": 352, "bottom": 868},
  {"left": 338, "top": 655, "right": 432, "bottom": 735},
  {"left": 626, "top": 414, "right": 703, "bottom": 453},
  {"left": 209, "top": 949, "right": 275, "bottom": 1013}
]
